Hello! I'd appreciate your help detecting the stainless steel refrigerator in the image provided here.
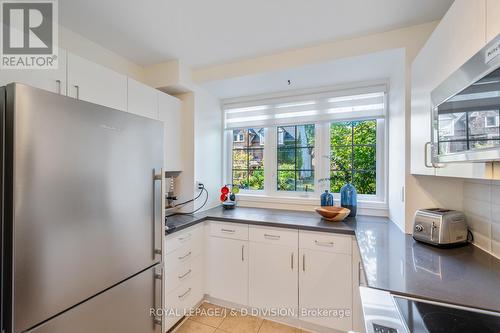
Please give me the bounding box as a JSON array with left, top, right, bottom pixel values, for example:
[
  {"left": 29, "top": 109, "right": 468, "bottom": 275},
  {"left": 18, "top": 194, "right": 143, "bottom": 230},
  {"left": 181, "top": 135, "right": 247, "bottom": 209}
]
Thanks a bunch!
[{"left": 1, "top": 83, "right": 165, "bottom": 333}]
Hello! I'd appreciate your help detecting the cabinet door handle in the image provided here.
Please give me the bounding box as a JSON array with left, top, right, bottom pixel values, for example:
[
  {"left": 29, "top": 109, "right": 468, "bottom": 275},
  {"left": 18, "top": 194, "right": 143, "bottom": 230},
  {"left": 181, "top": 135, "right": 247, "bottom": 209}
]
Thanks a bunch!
[
  {"left": 358, "top": 261, "right": 364, "bottom": 287},
  {"left": 178, "top": 233, "right": 191, "bottom": 242},
  {"left": 74, "top": 85, "right": 80, "bottom": 100},
  {"left": 291, "top": 252, "right": 294, "bottom": 270},
  {"left": 178, "top": 251, "right": 191, "bottom": 260},
  {"left": 315, "top": 240, "right": 334, "bottom": 247},
  {"left": 241, "top": 245, "right": 244, "bottom": 261},
  {"left": 221, "top": 228, "right": 236, "bottom": 234},
  {"left": 264, "top": 233, "right": 280, "bottom": 240},
  {"left": 153, "top": 266, "right": 163, "bottom": 327},
  {"left": 178, "top": 269, "right": 192, "bottom": 279},
  {"left": 178, "top": 288, "right": 192, "bottom": 300},
  {"left": 55, "top": 80, "right": 61, "bottom": 94},
  {"left": 302, "top": 254, "right": 306, "bottom": 272}
]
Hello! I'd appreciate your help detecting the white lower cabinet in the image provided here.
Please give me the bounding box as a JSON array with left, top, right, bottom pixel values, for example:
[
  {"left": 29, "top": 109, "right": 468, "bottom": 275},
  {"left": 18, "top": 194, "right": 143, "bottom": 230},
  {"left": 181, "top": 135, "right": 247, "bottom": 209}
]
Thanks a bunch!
[
  {"left": 164, "top": 225, "right": 204, "bottom": 332},
  {"left": 169, "top": 222, "right": 356, "bottom": 333},
  {"left": 207, "top": 222, "right": 249, "bottom": 305},
  {"left": 299, "top": 231, "right": 353, "bottom": 332},
  {"left": 248, "top": 226, "right": 298, "bottom": 316}
]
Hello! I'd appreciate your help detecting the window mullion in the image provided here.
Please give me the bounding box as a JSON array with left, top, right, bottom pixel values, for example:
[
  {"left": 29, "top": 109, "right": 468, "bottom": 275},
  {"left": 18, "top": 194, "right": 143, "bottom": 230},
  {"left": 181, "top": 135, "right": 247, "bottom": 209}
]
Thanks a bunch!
[{"left": 264, "top": 127, "right": 276, "bottom": 196}]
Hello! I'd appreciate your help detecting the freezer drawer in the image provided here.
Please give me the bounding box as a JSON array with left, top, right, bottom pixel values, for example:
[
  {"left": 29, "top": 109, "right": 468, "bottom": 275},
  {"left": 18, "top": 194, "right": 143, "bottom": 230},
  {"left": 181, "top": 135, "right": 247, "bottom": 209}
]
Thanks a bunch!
[{"left": 27, "top": 265, "right": 162, "bottom": 333}]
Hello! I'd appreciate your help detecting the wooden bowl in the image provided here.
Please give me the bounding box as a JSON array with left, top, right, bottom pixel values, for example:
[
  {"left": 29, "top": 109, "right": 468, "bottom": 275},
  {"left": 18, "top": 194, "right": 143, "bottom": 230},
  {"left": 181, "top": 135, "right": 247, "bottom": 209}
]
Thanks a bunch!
[{"left": 315, "top": 206, "right": 350, "bottom": 222}]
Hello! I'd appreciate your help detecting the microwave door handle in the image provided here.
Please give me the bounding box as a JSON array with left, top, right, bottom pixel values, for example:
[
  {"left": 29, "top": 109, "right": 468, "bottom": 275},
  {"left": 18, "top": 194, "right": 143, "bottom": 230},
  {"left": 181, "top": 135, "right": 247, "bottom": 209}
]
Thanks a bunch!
[
  {"left": 424, "top": 142, "right": 434, "bottom": 168},
  {"left": 425, "top": 142, "right": 443, "bottom": 168}
]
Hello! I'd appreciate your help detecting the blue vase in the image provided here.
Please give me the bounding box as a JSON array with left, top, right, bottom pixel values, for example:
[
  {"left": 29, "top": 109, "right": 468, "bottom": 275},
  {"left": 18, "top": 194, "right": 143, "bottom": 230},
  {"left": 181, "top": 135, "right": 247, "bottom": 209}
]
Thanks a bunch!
[
  {"left": 320, "top": 190, "right": 334, "bottom": 206},
  {"left": 340, "top": 183, "right": 357, "bottom": 217}
]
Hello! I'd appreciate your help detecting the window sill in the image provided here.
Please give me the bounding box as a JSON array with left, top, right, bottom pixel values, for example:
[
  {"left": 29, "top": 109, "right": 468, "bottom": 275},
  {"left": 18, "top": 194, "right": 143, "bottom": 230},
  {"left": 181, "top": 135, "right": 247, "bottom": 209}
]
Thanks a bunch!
[{"left": 235, "top": 193, "right": 388, "bottom": 217}]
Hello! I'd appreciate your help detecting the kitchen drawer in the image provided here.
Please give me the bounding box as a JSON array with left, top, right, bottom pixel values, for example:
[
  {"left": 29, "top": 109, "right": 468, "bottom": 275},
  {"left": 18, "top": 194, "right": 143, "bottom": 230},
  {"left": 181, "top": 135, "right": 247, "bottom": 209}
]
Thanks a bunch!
[
  {"left": 299, "top": 230, "right": 351, "bottom": 255},
  {"left": 165, "top": 224, "right": 203, "bottom": 255},
  {"left": 165, "top": 255, "right": 202, "bottom": 294},
  {"left": 249, "top": 225, "right": 298, "bottom": 246},
  {"left": 209, "top": 221, "right": 248, "bottom": 240},
  {"left": 164, "top": 271, "right": 203, "bottom": 330},
  {"left": 165, "top": 240, "right": 202, "bottom": 270}
]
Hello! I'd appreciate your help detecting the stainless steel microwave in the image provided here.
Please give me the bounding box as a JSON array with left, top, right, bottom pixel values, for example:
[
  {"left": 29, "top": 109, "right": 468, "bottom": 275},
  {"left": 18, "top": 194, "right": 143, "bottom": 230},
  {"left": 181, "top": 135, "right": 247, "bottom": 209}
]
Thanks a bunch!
[{"left": 431, "top": 34, "right": 500, "bottom": 163}]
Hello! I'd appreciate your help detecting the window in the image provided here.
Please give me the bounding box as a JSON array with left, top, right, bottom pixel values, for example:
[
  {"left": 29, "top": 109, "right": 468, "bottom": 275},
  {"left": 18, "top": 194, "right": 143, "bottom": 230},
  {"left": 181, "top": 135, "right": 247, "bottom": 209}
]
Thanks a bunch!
[
  {"left": 277, "top": 124, "right": 315, "bottom": 192},
  {"left": 223, "top": 84, "right": 386, "bottom": 203},
  {"left": 485, "top": 115, "right": 499, "bottom": 128},
  {"left": 438, "top": 110, "right": 500, "bottom": 154},
  {"left": 233, "top": 130, "right": 244, "bottom": 142},
  {"left": 330, "top": 120, "right": 377, "bottom": 195},
  {"left": 231, "top": 128, "right": 265, "bottom": 190}
]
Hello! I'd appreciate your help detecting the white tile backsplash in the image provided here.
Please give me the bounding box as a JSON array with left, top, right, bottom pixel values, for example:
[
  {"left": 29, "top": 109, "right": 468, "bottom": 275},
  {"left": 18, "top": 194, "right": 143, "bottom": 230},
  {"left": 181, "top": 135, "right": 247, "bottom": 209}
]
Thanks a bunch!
[{"left": 463, "top": 180, "right": 500, "bottom": 258}]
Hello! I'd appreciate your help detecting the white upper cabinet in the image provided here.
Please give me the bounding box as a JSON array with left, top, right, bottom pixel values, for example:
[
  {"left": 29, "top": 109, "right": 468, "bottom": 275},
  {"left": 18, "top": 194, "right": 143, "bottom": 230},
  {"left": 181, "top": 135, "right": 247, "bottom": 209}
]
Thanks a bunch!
[
  {"left": 411, "top": 0, "right": 487, "bottom": 177},
  {"left": 0, "top": 49, "right": 67, "bottom": 95},
  {"left": 487, "top": 0, "right": 500, "bottom": 42},
  {"left": 67, "top": 53, "right": 127, "bottom": 111},
  {"left": 158, "top": 92, "right": 182, "bottom": 171},
  {"left": 127, "top": 78, "right": 159, "bottom": 119}
]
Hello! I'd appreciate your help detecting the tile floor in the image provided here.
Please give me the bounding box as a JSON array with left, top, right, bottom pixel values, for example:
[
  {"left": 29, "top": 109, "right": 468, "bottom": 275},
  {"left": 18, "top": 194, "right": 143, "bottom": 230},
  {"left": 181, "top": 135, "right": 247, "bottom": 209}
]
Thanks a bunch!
[{"left": 173, "top": 302, "right": 310, "bottom": 333}]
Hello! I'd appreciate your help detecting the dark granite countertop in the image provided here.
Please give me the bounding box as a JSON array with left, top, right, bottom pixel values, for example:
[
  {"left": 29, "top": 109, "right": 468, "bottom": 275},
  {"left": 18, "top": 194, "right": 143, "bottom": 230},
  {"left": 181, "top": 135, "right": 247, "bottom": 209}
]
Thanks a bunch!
[
  {"left": 166, "top": 206, "right": 366, "bottom": 235},
  {"left": 166, "top": 206, "right": 500, "bottom": 313}
]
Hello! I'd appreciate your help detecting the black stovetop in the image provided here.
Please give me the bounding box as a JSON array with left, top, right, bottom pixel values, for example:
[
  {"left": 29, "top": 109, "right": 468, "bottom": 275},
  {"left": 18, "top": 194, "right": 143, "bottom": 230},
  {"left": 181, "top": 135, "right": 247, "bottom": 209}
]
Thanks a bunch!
[{"left": 394, "top": 297, "right": 500, "bottom": 333}]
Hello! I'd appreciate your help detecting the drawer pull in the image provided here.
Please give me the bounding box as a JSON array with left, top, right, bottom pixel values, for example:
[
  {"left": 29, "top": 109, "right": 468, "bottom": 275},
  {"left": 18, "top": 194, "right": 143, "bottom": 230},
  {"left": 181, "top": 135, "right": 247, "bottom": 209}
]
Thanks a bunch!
[
  {"left": 221, "top": 228, "right": 236, "bottom": 233},
  {"left": 55, "top": 80, "right": 62, "bottom": 94},
  {"left": 178, "top": 233, "right": 192, "bottom": 242},
  {"left": 178, "top": 288, "right": 192, "bottom": 300},
  {"left": 264, "top": 233, "right": 281, "bottom": 240},
  {"left": 178, "top": 269, "right": 192, "bottom": 279},
  {"left": 178, "top": 251, "right": 192, "bottom": 260},
  {"left": 315, "top": 240, "right": 334, "bottom": 247}
]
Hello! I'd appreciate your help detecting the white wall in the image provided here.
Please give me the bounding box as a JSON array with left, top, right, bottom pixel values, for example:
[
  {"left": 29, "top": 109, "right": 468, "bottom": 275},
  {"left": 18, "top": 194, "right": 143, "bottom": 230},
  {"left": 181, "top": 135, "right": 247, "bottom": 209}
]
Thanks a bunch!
[
  {"left": 168, "top": 88, "right": 222, "bottom": 214},
  {"left": 174, "top": 92, "right": 196, "bottom": 212},
  {"left": 463, "top": 180, "right": 500, "bottom": 259},
  {"left": 193, "top": 87, "right": 223, "bottom": 210},
  {"left": 59, "top": 26, "right": 145, "bottom": 81},
  {"left": 193, "top": 21, "right": 438, "bottom": 83},
  {"left": 387, "top": 49, "right": 406, "bottom": 231}
]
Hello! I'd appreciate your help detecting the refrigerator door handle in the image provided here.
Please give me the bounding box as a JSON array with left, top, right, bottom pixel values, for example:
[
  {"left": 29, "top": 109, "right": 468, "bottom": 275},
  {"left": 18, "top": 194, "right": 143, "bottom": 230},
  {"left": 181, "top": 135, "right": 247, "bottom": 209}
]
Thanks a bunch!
[
  {"left": 153, "top": 169, "right": 164, "bottom": 259},
  {"left": 153, "top": 265, "right": 163, "bottom": 330}
]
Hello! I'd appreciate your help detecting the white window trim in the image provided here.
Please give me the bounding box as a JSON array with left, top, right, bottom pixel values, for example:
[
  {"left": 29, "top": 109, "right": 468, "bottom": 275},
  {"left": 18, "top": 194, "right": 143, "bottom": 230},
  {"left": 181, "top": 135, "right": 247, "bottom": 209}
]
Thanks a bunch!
[
  {"left": 485, "top": 114, "right": 499, "bottom": 128},
  {"left": 222, "top": 84, "right": 388, "bottom": 212},
  {"left": 224, "top": 119, "right": 387, "bottom": 206}
]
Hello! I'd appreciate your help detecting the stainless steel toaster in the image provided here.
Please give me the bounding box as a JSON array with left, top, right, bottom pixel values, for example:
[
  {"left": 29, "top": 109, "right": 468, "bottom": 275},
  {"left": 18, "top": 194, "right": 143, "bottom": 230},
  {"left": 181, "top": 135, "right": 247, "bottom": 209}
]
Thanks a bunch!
[{"left": 413, "top": 208, "right": 468, "bottom": 247}]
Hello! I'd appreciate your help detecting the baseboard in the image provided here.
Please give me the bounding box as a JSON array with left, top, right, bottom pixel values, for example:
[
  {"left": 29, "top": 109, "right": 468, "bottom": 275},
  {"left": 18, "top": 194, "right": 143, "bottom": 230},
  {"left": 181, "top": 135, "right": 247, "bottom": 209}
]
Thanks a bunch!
[{"left": 203, "top": 295, "right": 347, "bottom": 333}]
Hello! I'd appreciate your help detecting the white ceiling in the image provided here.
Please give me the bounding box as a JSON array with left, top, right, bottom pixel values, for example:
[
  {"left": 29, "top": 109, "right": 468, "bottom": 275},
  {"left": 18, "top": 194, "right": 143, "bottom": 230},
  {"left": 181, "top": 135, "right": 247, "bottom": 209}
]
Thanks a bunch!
[
  {"left": 60, "top": 0, "right": 453, "bottom": 68},
  {"left": 203, "top": 49, "right": 405, "bottom": 100}
]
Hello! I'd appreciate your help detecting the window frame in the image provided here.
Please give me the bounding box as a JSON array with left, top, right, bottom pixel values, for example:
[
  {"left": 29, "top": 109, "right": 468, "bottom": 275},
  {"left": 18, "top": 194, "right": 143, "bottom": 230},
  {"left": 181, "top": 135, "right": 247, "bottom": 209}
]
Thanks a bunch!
[
  {"left": 276, "top": 124, "right": 316, "bottom": 193},
  {"left": 224, "top": 119, "right": 386, "bottom": 203},
  {"left": 229, "top": 128, "right": 266, "bottom": 192}
]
